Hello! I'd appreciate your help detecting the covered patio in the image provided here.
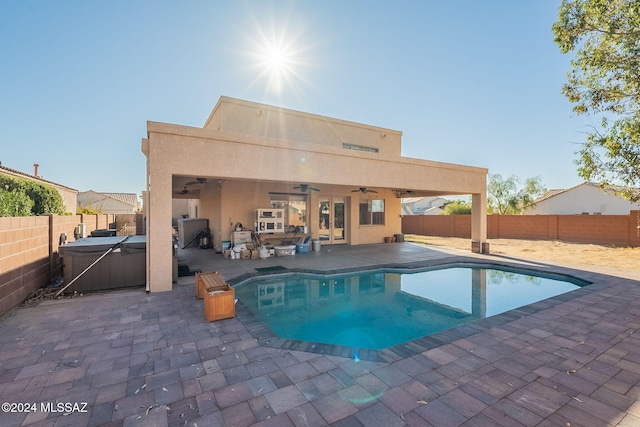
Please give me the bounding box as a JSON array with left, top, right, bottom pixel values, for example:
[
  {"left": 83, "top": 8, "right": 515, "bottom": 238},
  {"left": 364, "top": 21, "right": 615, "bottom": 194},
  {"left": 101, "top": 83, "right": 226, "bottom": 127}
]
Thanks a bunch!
[{"left": 143, "top": 96, "right": 488, "bottom": 293}]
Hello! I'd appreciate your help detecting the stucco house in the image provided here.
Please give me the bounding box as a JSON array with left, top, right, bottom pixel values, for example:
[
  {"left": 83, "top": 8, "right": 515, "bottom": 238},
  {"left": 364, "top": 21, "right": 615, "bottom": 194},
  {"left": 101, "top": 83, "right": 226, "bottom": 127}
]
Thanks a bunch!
[
  {"left": 525, "top": 182, "right": 638, "bottom": 215},
  {"left": 78, "top": 190, "right": 140, "bottom": 214},
  {"left": 402, "top": 196, "right": 450, "bottom": 215},
  {"left": 142, "top": 96, "right": 488, "bottom": 292},
  {"left": 0, "top": 163, "right": 78, "bottom": 213}
]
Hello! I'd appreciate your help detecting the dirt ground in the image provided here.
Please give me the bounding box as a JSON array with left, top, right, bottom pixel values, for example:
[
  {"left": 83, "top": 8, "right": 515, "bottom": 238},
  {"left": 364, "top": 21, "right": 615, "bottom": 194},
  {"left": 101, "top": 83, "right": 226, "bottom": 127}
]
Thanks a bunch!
[{"left": 405, "top": 235, "right": 640, "bottom": 271}]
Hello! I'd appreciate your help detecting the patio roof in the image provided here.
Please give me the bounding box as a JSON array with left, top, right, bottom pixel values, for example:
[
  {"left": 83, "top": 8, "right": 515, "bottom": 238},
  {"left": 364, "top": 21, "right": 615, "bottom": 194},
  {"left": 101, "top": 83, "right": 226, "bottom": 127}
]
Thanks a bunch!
[{"left": 143, "top": 96, "right": 489, "bottom": 293}]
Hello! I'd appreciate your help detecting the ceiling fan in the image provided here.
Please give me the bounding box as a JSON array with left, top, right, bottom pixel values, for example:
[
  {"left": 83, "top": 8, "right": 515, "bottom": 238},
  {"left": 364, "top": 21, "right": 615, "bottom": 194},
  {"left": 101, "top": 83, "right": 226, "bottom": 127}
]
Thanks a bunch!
[
  {"left": 351, "top": 187, "right": 378, "bottom": 194},
  {"left": 185, "top": 177, "right": 207, "bottom": 186},
  {"left": 293, "top": 184, "right": 319, "bottom": 192},
  {"left": 393, "top": 189, "right": 415, "bottom": 197},
  {"left": 174, "top": 186, "right": 191, "bottom": 195}
]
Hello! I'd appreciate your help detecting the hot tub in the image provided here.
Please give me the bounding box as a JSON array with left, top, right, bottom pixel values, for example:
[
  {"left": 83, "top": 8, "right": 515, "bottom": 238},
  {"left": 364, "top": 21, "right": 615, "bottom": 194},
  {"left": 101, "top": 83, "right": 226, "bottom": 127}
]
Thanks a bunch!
[{"left": 59, "top": 236, "right": 146, "bottom": 293}]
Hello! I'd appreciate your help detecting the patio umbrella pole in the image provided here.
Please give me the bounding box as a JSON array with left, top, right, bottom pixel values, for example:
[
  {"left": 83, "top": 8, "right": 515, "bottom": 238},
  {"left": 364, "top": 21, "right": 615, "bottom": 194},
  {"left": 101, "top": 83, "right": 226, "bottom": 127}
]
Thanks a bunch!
[{"left": 54, "top": 236, "right": 130, "bottom": 298}]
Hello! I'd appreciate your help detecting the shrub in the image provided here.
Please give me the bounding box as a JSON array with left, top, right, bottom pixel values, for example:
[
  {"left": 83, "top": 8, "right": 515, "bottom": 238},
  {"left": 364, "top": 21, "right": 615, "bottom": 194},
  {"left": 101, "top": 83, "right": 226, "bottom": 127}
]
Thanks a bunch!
[
  {"left": 440, "top": 200, "right": 472, "bottom": 215},
  {"left": 0, "top": 175, "right": 65, "bottom": 216},
  {"left": 0, "top": 188, "right": 34, "bottom": 216}
]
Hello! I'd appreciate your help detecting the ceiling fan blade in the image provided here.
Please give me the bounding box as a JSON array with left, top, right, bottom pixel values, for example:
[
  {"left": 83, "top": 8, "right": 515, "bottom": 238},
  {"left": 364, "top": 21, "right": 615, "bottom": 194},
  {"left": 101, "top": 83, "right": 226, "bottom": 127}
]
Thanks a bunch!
[
  {"left": 294, "top": 184, "right": 319, "bottom": 192},
  {"left": 174, "top": 188, "right": 188, "bottom": 194},
  {"left": 352, "top": 187, "right": 376, "bottom": 193},
  {"left": 185, "top": 178, "right": 207, "bottom": 186}
]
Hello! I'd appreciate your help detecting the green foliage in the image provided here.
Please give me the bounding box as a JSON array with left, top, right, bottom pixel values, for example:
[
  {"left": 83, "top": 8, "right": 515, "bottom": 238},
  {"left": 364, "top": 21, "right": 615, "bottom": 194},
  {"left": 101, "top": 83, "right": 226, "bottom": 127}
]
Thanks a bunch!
[
  {"left": 440, "top": 200, "right": 472, "bottom": 215},
  {"left": 0, "top": 174, "right": 65, "bottom": 216},
  {"left": 77, "top": 205, "right": 104, "bottom": 215},
  {"left": 553, "top": 0, "right": 640, "bottom": 201},
  {"left": 487, "top": 174, "right": 546, "bottom": 215},
  {"left": 0, "top": 188, "right": 34, "bottom": 216}
]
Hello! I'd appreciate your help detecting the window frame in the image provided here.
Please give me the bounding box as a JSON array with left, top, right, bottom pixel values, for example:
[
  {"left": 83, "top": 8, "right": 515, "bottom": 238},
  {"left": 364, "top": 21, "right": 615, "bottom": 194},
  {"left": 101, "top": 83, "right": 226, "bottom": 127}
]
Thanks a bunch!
[
  {"left": 359, "top": 198, "right": 385, "bottom": 226},
  {"left": 342, "top": 143, "right": 379, "bottom": 153}
]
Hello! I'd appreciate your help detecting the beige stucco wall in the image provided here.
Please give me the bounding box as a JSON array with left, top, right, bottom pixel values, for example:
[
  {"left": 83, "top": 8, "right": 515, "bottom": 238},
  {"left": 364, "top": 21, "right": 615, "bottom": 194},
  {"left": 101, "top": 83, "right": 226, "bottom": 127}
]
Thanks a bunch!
[
  {"left": 150, "top": 122, "right": 484, "bottom": 194},
  {"left": 143, "top": 97, "right": 488, "bottom": 293},
  {"left": 195, "top": 181, "right": 401, "bottom": 251},
  {"left": 204, "top": 97, "right": 402, "bottom": 157}
]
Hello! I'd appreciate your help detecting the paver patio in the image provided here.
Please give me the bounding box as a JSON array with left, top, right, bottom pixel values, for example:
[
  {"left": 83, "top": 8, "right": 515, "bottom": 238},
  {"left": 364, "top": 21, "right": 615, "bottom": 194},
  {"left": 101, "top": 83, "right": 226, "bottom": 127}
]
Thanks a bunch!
[{"left": 1, "top": 242, "right": 640, "bottom": 426}]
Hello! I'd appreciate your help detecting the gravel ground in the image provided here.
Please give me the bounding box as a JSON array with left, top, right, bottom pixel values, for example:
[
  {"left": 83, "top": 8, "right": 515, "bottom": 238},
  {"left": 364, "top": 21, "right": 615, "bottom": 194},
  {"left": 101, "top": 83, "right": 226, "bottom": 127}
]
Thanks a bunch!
[{"left": 406, "top": 234, "right": 640, "bottom": 271}]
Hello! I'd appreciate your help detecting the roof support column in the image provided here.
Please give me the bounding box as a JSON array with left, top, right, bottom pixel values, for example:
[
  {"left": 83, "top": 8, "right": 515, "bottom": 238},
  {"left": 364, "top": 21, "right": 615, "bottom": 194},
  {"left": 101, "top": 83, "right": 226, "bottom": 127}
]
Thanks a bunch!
[
  {"left": 146, "top": 152, "right": 174, "bottom": 292},
  {"left": 471, "top": 192, "right": 489, "bottom": 253}
]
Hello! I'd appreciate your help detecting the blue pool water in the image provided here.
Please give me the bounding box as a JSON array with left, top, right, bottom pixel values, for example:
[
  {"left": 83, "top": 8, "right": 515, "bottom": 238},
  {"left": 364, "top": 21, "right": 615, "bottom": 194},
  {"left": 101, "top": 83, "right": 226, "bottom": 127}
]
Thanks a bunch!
[{"left": 235, "top": 266, "right": 589, "bottom": 350}]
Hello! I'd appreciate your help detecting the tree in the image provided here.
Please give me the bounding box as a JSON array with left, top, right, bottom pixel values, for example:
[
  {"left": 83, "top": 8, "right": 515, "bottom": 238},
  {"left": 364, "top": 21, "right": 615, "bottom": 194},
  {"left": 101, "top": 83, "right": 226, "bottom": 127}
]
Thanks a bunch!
[
  {"left": 553, "top": 0, "right": 640, "bottom": 201},
  {"left": 440, "top": 200, "right": 472, "bottom": 215},
  {"left": 487, "top": 174, "right": 546, "bottom": 215}
]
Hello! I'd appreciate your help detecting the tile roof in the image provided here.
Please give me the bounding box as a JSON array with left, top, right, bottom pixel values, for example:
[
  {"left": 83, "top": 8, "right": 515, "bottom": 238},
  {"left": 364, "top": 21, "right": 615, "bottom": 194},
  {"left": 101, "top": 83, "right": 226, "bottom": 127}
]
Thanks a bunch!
[
  {"left": 534, "top": 182, "right": 640, "bottom": 204},
  {"left": 534, "top": 188, "right": 567, "bottom": 203},
  {"left": 0, "top": 164, "right": 78, "bottom": 191},
  {"left": 98, "top": 192, "right": 139, "bottom": 208}
]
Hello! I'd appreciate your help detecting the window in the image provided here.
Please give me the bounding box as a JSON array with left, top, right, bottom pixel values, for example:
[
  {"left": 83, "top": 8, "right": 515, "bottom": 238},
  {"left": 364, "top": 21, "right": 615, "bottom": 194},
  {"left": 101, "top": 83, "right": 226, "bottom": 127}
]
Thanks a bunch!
[
  {"left": 270, "top": 193, "right": 308, "bottom": 229},
  {"left": 342, "top": 143, "right": 379, "bottom": 153},
  {"left": 359, "top": 199, "right": 385, "bottom": 225}
]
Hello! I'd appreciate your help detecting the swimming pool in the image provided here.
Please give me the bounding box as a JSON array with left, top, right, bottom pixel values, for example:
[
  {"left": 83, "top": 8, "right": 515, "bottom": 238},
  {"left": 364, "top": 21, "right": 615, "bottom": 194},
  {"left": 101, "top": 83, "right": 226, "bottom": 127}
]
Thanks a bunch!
[{"left": 234, "top": 266, "right": 589, "bottom": 350}]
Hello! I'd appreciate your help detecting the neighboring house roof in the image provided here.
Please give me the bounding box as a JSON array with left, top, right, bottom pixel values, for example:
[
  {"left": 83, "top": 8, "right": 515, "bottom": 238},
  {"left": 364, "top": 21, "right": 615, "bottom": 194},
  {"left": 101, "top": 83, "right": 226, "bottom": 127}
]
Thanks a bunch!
[
  {"left": 100, "top": 192, "right": 139, "bottom": 209},
  {"left": 533, "top": 188, "right": 568, "bottom": 204},
  {"left": 0, "top": 164, "right": 78, "bottom": 192},
  {"left": 401, "top": 196, "right": 448, "bottom": 215},
  {"left": 78, "top": 191, "right": 139, "bottom": 211},
  {"left": 401, "top": 197, "right": 425, "bottom": 204},
  {"left": 401, "top": 205, "right": 413, "bottom": 215},
  {"left": 526, "top": 182, "right": 639, "bottom": 215},
  {"left": 421, "top": 206, "right": 445, "bottom": 215},
  {"left": 533, "top": 182, "right": 638, "bottom": 205}
]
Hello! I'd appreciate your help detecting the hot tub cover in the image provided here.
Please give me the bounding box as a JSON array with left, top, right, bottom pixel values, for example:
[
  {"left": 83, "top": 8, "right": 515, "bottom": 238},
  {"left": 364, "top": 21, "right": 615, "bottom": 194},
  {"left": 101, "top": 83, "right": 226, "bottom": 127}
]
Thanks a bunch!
[{"left": 59, "top": 236, "right": 146, "bottom": 257}]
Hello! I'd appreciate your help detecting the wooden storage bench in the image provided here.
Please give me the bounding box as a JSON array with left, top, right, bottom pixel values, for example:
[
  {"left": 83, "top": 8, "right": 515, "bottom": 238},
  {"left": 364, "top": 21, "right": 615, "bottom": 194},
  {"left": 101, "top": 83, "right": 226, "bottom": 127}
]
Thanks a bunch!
[{"left": 196, "top": 272, "right": 235, "bottom": 322}]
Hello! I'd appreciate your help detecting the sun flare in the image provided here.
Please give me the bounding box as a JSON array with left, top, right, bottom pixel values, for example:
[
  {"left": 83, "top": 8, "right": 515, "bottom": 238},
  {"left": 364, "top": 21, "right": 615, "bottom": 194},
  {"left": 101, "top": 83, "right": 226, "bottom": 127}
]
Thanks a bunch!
[
  {"left": 265, "top": 47, "right": 287, "bottom": 71},
  {"left": 261, "top": 43, "right": 291, "bottom": 74},
  {"left": 254, "top": 37, "right": 298, "bottom": 93},
  {"left": 242, "top": 13, "right": 311, "bottom": 95}
]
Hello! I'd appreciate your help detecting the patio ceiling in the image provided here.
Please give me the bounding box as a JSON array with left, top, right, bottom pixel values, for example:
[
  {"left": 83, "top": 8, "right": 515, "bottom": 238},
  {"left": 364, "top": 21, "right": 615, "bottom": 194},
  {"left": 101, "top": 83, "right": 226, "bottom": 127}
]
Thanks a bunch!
[{"left": 172, "top": 174, "right": 472, "bottom": 200}]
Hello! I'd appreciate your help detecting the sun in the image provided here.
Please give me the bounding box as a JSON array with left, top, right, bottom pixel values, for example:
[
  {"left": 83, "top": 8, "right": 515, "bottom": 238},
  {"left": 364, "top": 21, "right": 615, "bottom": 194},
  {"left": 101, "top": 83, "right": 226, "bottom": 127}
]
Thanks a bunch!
[
  {"left": 261, "top": 43, "right": 291, "bottom": 75},
  {"left": 254, "top": 37, "right": 298, "bottom": 93},
  {"left": 241, "top": 13, "right": 310, "bottom": 95},
  {"left": 265, "top": 46, "right": 287, "bottom": 72}
]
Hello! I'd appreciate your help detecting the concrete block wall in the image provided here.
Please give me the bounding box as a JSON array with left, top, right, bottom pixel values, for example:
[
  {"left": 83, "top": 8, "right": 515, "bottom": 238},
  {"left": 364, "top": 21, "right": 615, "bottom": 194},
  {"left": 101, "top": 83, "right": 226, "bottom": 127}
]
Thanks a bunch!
[
  {"left": 402, "top": 215, "right": 469, "bottom": 238},
  {"left": 403, "top": 211, "right": 640, "bottom": 248},
  {"left": 51, "top": 215, "right": 86, "bottom": 279},
  {"left": 78, "top": 214, "right": 113, "bottom": 235},
  {"left": 0, "top": 216, "right": 50, "bottom": 317},
  {"left": 557, "top": 215, "right": 631, "bottom": 246},
  {"left": 0, "top": 214, "right": 117, "bottom": 317},
  {"left": 488, "top": 215, "right": 555, "bottom": 240}
]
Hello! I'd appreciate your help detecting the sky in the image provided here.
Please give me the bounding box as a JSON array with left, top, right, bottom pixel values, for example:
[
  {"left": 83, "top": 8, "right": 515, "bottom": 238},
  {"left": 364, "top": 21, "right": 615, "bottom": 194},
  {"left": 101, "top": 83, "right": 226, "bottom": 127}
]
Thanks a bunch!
[{"left": 0, "top": 1, "right": 596, "bottom": 196}]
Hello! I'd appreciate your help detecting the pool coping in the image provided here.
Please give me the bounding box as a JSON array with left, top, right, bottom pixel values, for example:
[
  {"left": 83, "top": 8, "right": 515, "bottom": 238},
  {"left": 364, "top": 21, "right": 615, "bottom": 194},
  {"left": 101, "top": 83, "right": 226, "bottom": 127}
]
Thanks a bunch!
[{"left": 228, "top": 255, "right": 605, "bottom": 363}]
